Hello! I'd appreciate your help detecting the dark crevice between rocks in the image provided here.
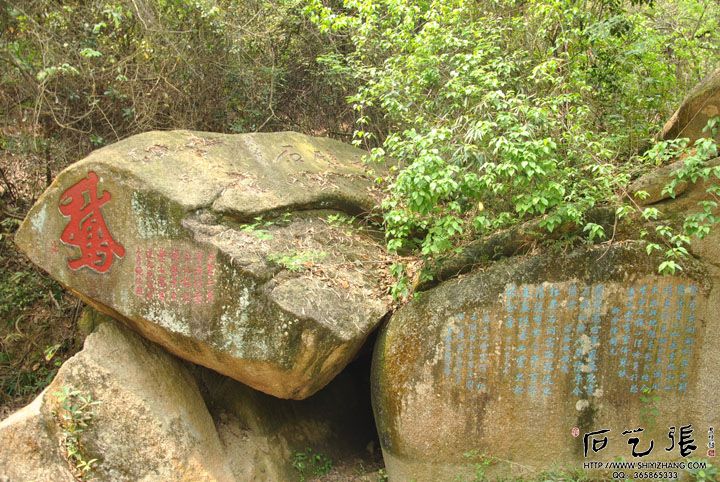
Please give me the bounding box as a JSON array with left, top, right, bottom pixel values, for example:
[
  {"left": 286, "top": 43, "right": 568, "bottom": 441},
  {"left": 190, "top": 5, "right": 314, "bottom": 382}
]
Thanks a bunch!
[
  {"left": 212, "top": 194, "right": 385, "bottom": 228},
  {"left": 192, "top": 330, "right": 384, "bottom": 480},
  {"left": 416, "top": 207, "right": 618, "bottom": 292}
]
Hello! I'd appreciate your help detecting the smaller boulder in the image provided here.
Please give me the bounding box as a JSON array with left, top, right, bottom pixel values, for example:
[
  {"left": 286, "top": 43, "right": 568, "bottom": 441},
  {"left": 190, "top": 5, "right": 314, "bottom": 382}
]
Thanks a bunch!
[{"left": 0, "top": 317, "right": 234, "bottom": 482}]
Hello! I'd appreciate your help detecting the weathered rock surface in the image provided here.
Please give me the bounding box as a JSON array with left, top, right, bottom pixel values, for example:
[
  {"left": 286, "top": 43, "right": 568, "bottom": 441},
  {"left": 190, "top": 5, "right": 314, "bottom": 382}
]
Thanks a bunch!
[
  {"left": 372, "top": 243, "right": 720, "bottom": 480},
  {"left": 0, "top": 318, "right": 234, "bottom": 482},
  {"left": 662, "top": 67, "right": 720, "bottom": 142},
  {"left": 15, "top": 130, "right": 390, "bottom": 399}
]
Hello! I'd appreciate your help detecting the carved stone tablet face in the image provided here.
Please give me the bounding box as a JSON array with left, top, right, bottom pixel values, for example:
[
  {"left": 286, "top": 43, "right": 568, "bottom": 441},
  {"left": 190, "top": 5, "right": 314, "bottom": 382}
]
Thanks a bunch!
[{"left": 372, "top": 244, "right": 719, "bottom": 480}]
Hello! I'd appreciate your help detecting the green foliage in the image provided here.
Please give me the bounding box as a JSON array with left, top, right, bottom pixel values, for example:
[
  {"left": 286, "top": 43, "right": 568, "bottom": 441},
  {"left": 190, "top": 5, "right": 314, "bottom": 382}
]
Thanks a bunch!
[
  {"left": 53, "top": 386, "right": 101, "bottom": 479},
  {"left": 0, "top": 210, "right": 79, "bottom": 413},
  {"left": 688, "top": 459, "right": 718, "bottom": 482},
  {"left": 0, "top": 218, "right": 60, "bottom": 326},
  {"left": 630, "top": 122, "right": 720, "bottom": 274},
  {"left": 325, "top": 213, "right": 354, "bottom": 226},
  {"left": 241, "top": 216, "right": 275, "bottom": 241},
  {"left": 638, "top": 386, "right": 660, "bottom": 428},
  {"left": 583, "top": 223, "right": 606, "bottom": 244},
  {"left": 462, "top": 449, "right": 494, "bottom": 481},
  {"left": 1, "top": 359, "right": 60, "bottom": 401},
  {"left": 291, "top": 447, "right": 333, "bottom": 481},
  {"left": 267, "top": 250, "right": 327, "bottom": 272},
  {"left": 389, "top": 262, "right": 410, "bottom": 300},
  {"left": 304, "top": 0, "right": 720, "bottom": 284},
  {"left": 325, "top": 212, "right": 357, "bottom": 233},
  {"left": 376, "top": 468, "right": 389, "bottom": 481},
  {"left": 3, "top": 0, "right": 720, "bottom": 305},
  {"left": 455, "top": 450, "right": 591, "bottom": 481},
  {"left": 0, "top": 270, "right": 51, "bottom": 323},
  {"left": 531, "top": 467, "right": 591, "bottom": 482}
]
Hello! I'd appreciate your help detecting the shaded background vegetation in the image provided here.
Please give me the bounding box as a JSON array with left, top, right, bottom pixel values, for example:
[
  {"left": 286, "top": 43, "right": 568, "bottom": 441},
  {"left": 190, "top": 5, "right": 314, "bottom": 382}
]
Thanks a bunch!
[{"left": 1, "top": 0, "right": 719, "bottom": 414}]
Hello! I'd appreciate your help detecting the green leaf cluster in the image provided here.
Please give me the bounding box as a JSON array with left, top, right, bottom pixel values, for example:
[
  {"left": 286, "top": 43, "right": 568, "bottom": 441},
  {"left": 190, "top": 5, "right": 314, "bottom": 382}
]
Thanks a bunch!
[
  {"left": 636, "top": 127, "right": 720, "bottom": 275},
  {"left": 53, "top": 386, "right": 101, "bottom": 479},
  {"left": 267, "top": 249, "right": 327, "bottom": 272}
]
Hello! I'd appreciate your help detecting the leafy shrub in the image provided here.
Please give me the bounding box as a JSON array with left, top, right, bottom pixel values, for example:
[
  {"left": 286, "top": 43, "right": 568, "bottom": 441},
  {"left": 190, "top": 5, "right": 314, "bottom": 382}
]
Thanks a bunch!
[
  {"left": 3, "top": 0, "right": 720, "bottom": 296},
  {"left": 304, "top": 0, "right": 720, "bottom": 289},
  {"left": 634, "top": 127, "right": 720, "bottom": 275}
]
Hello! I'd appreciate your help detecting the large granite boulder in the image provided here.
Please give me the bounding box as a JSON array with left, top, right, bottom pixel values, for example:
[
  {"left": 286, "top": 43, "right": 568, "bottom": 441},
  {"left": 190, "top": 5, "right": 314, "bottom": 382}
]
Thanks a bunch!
[
  {"left": 15, "top": 130, "right": 390, "bottom": 399},
  {"left": 662, "top": 68, "right": 720, "bottom": 143},
  {"left": 0, "top": 318, "right": 234, "bottom": 482},
  {"left": 372, "top": 241, "right": 719, "bottom": 480}
]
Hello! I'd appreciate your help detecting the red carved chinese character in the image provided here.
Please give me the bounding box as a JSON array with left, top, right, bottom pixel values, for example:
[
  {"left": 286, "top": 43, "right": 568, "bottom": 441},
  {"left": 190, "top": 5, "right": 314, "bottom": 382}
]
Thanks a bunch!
[{"left": 59, "top": 172, "right": 125, "bottom": 273}]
